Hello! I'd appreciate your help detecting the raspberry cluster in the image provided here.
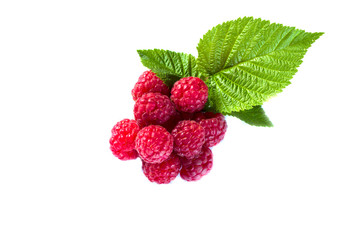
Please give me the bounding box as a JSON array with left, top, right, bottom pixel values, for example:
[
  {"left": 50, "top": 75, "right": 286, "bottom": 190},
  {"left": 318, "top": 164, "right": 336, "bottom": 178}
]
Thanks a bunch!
[{"left": 109, "top": 70, "right": 227, "bottom": 184}]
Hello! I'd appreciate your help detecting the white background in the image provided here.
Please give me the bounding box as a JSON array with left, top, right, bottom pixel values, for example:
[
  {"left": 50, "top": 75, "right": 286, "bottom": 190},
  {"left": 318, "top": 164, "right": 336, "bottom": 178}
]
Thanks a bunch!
[{"left": 1, "top": 0, "right": 359, "bottom": 239}]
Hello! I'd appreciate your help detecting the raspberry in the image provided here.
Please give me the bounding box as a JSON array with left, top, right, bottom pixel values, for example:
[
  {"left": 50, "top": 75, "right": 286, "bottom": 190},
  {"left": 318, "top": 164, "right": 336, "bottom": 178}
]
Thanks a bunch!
[
  {"left": 109, "top": 119, "right": 140, "bottom": 160},
  {"left": 142, "top": 153, "right": 182, "bottom": 184},
  {"left": 171, "top": 77, "right": 208, "bottom": 113},
  {"left": 134, "top": 92, "right": 176, "bottom": 128},
  {"left": 131, "top": 70, "right": 170, "bottom": 101},
  {"left": 171, "top": 120, "right": 205, "bottom": 159},
  {"left": 111, "top": 149, "right": 138, "bottom": 160},
  {"left": 194, "top": 112, "right": 227, "bottom": 147},
  {"left": 135, "top": 125, "right": 174, "bottom": 163},
  {"left": 180, "top": 147, "right": 213, "bottom": 182}
]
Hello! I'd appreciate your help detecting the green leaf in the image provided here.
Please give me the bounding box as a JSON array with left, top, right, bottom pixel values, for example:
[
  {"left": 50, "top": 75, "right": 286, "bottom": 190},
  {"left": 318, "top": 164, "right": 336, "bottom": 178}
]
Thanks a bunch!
[
  {"left": 228, "top": 106, "right": 273, "bottom": 127},
  {"left": 197, "top": 17, "right": 323, "bottom": 113},
  {"left": 137, "top": 49, "right": 201, "bottom": 87}
]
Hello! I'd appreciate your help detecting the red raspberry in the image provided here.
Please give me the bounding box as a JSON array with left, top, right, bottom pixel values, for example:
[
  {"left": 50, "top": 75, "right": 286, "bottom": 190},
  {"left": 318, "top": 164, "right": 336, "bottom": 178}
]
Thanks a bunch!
[
  {"left": 109, "top": 119, "right": 140, "bottom": 160},
  {"left": 180, "top": 147, "right": 213, "bottom": 182},
  {"left": 194, "top": 112, "right": 227, "bottom": 147},
  {"left": 142, "top": 153, "right": 182, "bottom": 184},
  {"left": 134, "top": 92, "right": 176, "bottom": 128},
  {"left": 135, "top": 125, "right": 173, "bottom": 164},
  {"left": 111, "top": 149, "right": 138, "bottom": 160},
  {"left": 171, "top": 77, "right": 208, "bottom": 113},
  {"left": 171, "top": 120, "right": 205, "bottom": 159},
  {"left": 132, "top": 70, "right": 170, "bottom": 101}
]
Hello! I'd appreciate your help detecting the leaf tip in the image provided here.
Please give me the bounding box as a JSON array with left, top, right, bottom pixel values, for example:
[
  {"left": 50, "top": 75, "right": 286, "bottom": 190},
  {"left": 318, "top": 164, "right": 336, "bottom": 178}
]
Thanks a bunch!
[
  {"left": 312, "top": 32, "right": 325, "bottom": 41},
  {"left": 136, "top": 49, "right": 145, "bottom": 57}
]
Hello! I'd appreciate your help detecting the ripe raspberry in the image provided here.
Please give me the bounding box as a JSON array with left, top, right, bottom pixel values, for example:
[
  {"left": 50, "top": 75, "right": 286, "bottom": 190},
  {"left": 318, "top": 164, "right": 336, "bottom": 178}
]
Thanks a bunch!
[
  {"left": 134, "top": 92, "right": 176, "bottom": 128},
  {"left": 171, "top": 120, "right": 205, "bottom": 159},
  {"left": 111, "top": 149, "right": 138, "bottom": 160},
  {"left": 142, "top": 153, "right": 182, "bottom": 184},
  {"left": 194, "top": 112, "right": 227, "bottom": 147},
  {"left": 180, "top": 147, "right": 213, "bottom": 182},
  {"left": 109, "top": 119, "right": 140, "bottom": 160},
  {"left": 135, "top": 125, "right": 173, "bottom": 164},
  {"left": 131, "top": 70, "right": 170, "bottom": 101},
  {"left": 171, "top": 77, "right": 208, "bottom": 113}
]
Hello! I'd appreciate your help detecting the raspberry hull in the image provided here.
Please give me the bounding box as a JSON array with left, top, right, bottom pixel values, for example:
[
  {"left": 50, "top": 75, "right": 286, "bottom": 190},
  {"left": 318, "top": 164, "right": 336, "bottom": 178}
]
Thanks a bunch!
[{"left": 135, "top": 125, "right": 173, "bottom": 164}]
